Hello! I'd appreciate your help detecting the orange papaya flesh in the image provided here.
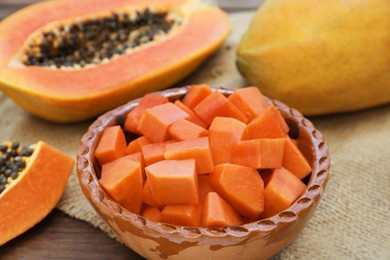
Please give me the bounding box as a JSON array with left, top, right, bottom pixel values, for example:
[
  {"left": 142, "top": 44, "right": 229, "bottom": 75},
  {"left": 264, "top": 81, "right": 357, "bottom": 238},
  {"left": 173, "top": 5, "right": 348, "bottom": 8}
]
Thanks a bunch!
[
  {"left": 231, "top": 138, "right": 285, "bottom": 169},
  {"left": 209, "top": 163, "right": 264, "bottom": 219},
  {"left": 198, "top": 175, "right": 215, "bottom": 203},
  {"left": 99, "top": 155, "right": 143, "bottom": 214},
  {"left": 161, "top": 204, "right": 202, "bottom": 227},
  {"left": 181, "top": 84, "right": 213, "bottom": 109},
  {"left": 124, "top": 94, "right": 169, "bottom": 135},
  {"left": 261, "top": 167, "right": 306, "bottom": 218},
  {"left": 168, "top": 118, "right": 208, "bottom": 141},
  {"left": 95, "top": 125, "right": 127, "bottom": 166},
  {"left": 125, "top": 136, "right": 153, "bottom": 155},
  {"left": 141, "top": 142, "right": 168, "bottom": 167},
  {"left": 194, "top": 92, "right": 249, "bottom": 125},
  {"left": 92, "top": 85, "right": 315, "bottom": 227},
  {"left": 0, "top": 141, "right": 74, "bottom": 246},
  {"left": 283, "top": 137, "right": 312, "bottom": 179},
  {"left": 202, "top": 192, "right": 243, "bottom": 227},
  {"left": 145, "top": 159, "right": 199, "bottom": 205},
  {"left": 142, "top": 179, "right": 163, "bottom": 209},
  {"left": 141, "top": 205, "right": 162, "bottom": 223},
  {"left": 138, "top": 103, "right": 189, "bottom": 143},
  {"left": 228, "top": 86, "right": 270, "bottom": 121},
  {"left": 174, "top": 100, "right": 208, "bottom": 128},
  {"left": 0, "top": 0, "right": 230, "bottom": 122},
  {"left": 208, "top": 117, "right": 248, "bottom": 165},
  {"left": 164, "top": 137, "right": 214, "bottom": 174},
  {"left": 247, "top": 105, "right": 289, "bottom": 139}
]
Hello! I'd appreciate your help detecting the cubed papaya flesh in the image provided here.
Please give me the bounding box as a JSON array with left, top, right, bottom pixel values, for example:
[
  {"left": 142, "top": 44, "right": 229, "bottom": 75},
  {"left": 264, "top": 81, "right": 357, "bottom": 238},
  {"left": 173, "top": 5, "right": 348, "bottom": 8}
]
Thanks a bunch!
[
  {"left": 161, "top": 204, "right": 202, "bottom": 227},
  {"left": 125, "top": 136, "right": 152, "bottom": 154},
  {"left": 124, "top": 93, "right": 168, "bottom": 135},
  {"left": 141, "top": 205, "right": 162, "bottom": 223},
  {"left": 145, "top": 159, "right": 199, "bottom": 205},
  {"left": 210, "top": 163, "right": 264, "bottom": 219},
  {"left": 247, "top": 105, "right": 289, "bottom": 139},
  {"left": 181, "top": 84, "right": 213, "bottom": 109},
  {"left": 164, "top": 137, "right": 214, "bottom": 174},
  {"left": 231, "top": 138, "right": 285, "bottom": 169},
  {"left": 95, "top": 125, "right": 127, "bottom": 166},
  {"left": 208, "top": 117, "right": 248, "bottom": 165},
  {"left": 168, "top": 118, "right": 208, "bottom": 141},
  {"left": 174, "top": 100, "right": 208, "bottom": 128},
  {"left": 141, "top": 142, "right": 167, "bottom": 166},
  {"left": 142, "top": 178, "right": 163, "bottom": 209},
  {"left": 138, "top": 103, "right": 189, "bottom": 143},
  {"left": 283, "top": 138, "right": 312, "bottom": 179},
  {"left": 261, "top": 167, "right": 306, "bottom": 218},
  {"left": 193, "top": 92, "right": 248, "bottom": 125},
  {"left": 202, "top": 192, "right": 243, "bottom": 227},
  {"left": 227, "top": 86, "right": 270, "bottom": 121},
  {"left": 198, "top": 175, "right": 215, "bottom": 203},
  {"left": 99, "top": 156, "right": 143, "bottom": 214}
]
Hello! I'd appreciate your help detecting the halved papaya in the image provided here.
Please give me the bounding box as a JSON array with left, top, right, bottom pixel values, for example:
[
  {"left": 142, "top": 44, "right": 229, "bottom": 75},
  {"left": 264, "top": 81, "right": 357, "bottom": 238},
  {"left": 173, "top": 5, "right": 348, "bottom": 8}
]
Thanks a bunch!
[
  {"left": 0, "top": 141, "right": 74, "bottom": 245},
  {"left": 0, "top": 0, "right": 230, "bottom": 122}
]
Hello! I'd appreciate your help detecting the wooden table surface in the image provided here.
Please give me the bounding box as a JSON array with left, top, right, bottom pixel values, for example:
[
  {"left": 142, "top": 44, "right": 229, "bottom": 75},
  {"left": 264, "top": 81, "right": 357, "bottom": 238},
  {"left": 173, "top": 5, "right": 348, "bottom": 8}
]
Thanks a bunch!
[{"left": 0, "top": 1, "right": 261, "bottom": 259}]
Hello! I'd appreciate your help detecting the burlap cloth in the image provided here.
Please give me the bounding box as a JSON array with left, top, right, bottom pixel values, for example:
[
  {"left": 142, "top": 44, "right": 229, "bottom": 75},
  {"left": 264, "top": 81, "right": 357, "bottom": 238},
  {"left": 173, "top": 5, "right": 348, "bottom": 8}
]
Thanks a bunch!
[{"left": 0, "top": 12, "right": 389, "bottom": 259}]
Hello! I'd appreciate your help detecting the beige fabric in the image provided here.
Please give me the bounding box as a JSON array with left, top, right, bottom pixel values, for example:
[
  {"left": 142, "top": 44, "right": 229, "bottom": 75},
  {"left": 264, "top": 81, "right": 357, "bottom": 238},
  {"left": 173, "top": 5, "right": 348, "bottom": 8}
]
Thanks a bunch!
[{"left": 0, "top": 12, "right": 389, "bottom": 259}]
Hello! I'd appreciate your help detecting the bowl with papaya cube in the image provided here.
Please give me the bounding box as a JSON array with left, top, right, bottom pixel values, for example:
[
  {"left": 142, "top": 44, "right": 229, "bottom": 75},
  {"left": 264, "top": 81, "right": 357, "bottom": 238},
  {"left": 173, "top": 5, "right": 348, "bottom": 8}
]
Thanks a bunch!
[{"left": 76, "top": 84, "right": 330, "bottom": 260}]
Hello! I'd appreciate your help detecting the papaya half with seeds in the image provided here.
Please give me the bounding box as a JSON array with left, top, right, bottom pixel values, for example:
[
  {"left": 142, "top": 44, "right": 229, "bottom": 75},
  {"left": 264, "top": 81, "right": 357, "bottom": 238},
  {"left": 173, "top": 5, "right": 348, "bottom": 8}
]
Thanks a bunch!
[
  {"left": 237, "top": 0, "right": 390, "bottom": 115},
  {"left": 0, "top": 141, "right": 74, "bottom": 245},
  {"left": 0, "top": 0, "right": 230, "bottom": 123}
]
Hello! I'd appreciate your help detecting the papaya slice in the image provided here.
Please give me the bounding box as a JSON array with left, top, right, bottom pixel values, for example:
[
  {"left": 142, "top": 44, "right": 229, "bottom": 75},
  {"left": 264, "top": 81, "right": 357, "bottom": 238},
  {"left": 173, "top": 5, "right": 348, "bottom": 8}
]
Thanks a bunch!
[
  {"left": 0, "top": 0, "right": 230, "bottom": 122},
  {"left": 0, "top": 141, "right": 74, "bottom": 245}
]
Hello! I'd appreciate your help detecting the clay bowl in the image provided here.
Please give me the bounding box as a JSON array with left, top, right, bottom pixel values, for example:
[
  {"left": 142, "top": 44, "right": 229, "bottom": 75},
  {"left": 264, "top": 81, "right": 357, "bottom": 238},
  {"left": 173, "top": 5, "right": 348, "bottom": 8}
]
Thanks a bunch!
[{"left": 76, "top": 87, "right": 330, "bottom": 260}]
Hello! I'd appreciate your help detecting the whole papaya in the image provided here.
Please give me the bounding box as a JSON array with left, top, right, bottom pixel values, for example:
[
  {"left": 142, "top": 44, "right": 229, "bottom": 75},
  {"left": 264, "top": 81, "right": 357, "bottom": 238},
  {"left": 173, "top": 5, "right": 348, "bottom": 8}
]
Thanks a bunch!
[{"left": 237, "top": 0, "right": 390, "bottom": 115}]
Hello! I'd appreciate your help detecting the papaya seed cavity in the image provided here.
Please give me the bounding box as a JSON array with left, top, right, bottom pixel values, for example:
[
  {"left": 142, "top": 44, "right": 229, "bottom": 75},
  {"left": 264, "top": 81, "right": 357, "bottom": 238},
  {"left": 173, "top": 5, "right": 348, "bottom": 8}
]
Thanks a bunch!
[{"left": 21, "top": 8, "right": 182, "bottom": 69}]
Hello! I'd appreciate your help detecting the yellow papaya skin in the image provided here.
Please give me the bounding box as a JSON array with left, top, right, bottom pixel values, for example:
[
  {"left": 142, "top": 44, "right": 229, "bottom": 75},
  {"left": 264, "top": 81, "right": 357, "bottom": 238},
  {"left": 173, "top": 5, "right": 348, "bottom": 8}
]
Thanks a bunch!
[{"left": 237, "top": 0, "right": 390, "bottom": 115}]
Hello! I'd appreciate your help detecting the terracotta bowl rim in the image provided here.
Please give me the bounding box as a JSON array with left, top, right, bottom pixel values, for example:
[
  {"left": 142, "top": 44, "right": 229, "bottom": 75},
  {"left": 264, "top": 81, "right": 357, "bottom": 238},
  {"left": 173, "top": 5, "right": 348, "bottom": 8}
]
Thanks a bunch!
[{"left": 76, "top": 86, "right": 330, "bottom": 239}]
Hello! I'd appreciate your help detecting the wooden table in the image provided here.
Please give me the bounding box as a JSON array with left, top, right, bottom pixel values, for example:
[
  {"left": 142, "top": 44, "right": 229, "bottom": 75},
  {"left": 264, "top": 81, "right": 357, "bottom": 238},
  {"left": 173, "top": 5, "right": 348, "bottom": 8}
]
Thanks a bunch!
[{"left": 0, "top": 1, "right": 260, "bottom": 258}]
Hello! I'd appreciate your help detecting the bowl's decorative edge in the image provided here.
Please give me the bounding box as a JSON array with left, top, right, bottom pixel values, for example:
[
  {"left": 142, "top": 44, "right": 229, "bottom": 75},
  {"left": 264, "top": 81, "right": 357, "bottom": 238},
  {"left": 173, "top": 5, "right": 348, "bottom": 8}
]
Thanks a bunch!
[{"left": 76, "top": 86, "right": 330, "bottom": 245}]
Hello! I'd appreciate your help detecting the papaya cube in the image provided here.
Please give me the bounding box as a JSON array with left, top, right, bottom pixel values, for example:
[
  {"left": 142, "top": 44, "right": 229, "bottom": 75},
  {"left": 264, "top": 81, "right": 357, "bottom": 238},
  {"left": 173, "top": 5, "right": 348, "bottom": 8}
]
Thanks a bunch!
[
  {"left": 198, "top": 175, "right": 215, "bottom": 203},
  {"left": 141, "top": 142, "right": 167, "bottom": 166},
  {"left": 141, "top": 205, "right": 162, "bottom": 222},
  {"left": 231, "top": 138, "right": 285, "bottom": 169},
  {"left": 208, "top": 117, "right": 248, "bottom": 165},
  {"left": 247, "top": 105, "right": 289, "bottom": 139},
  {"left": 168, "top": 118, "right": 208, "bottom": 141},
  {"left": 99, "top": 156, "right": 143, "bottom": 214},
  {"left": 142, "top": 179, "right": 163, "bottom": 209},
  {"left": 181, "top": 84, "right": 213, "bottom": 109},
  {"left": 161, "top": 204, "right": 203, "bottom": 227},
  {"left": 262, "top": 167, "right": 306, "bottom": 218},
  {"left": 283, "top": 138, "right": 312, "bottom": 179},
  {"left": 125, "top": 136, "right": 152, "bottom": 154},
  {"left": 228, "top": 87, "right": 270, "bottom": 121},
  {"left": 164, "top": 137, "right": 214, "bottom": 174},
  {"left": 95, "top": 125, "right": 127, "bottom": 166},
  {"left": 126, "top": 152, "right": 146, "bottom": 180},
  {"left": 124, "top": 93, "right": 168, "bottom": 135},
  {"left": 210, "top": 163, "right": 264, "bottom": 219},
  {"left": 138, "top": 103, "right": 189, "bottom": 143},
  {"left": 193, "top": 92, "right": 248, "bottom": 125},
  {"left": 202, "top": 192, "right": 243, "bottom": 227},
  {"left": 174, "top": 100, "right": 208, "bottom": 128},
  {"left": 145, "top": 159, "right": 199, "bottom": 205}
]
